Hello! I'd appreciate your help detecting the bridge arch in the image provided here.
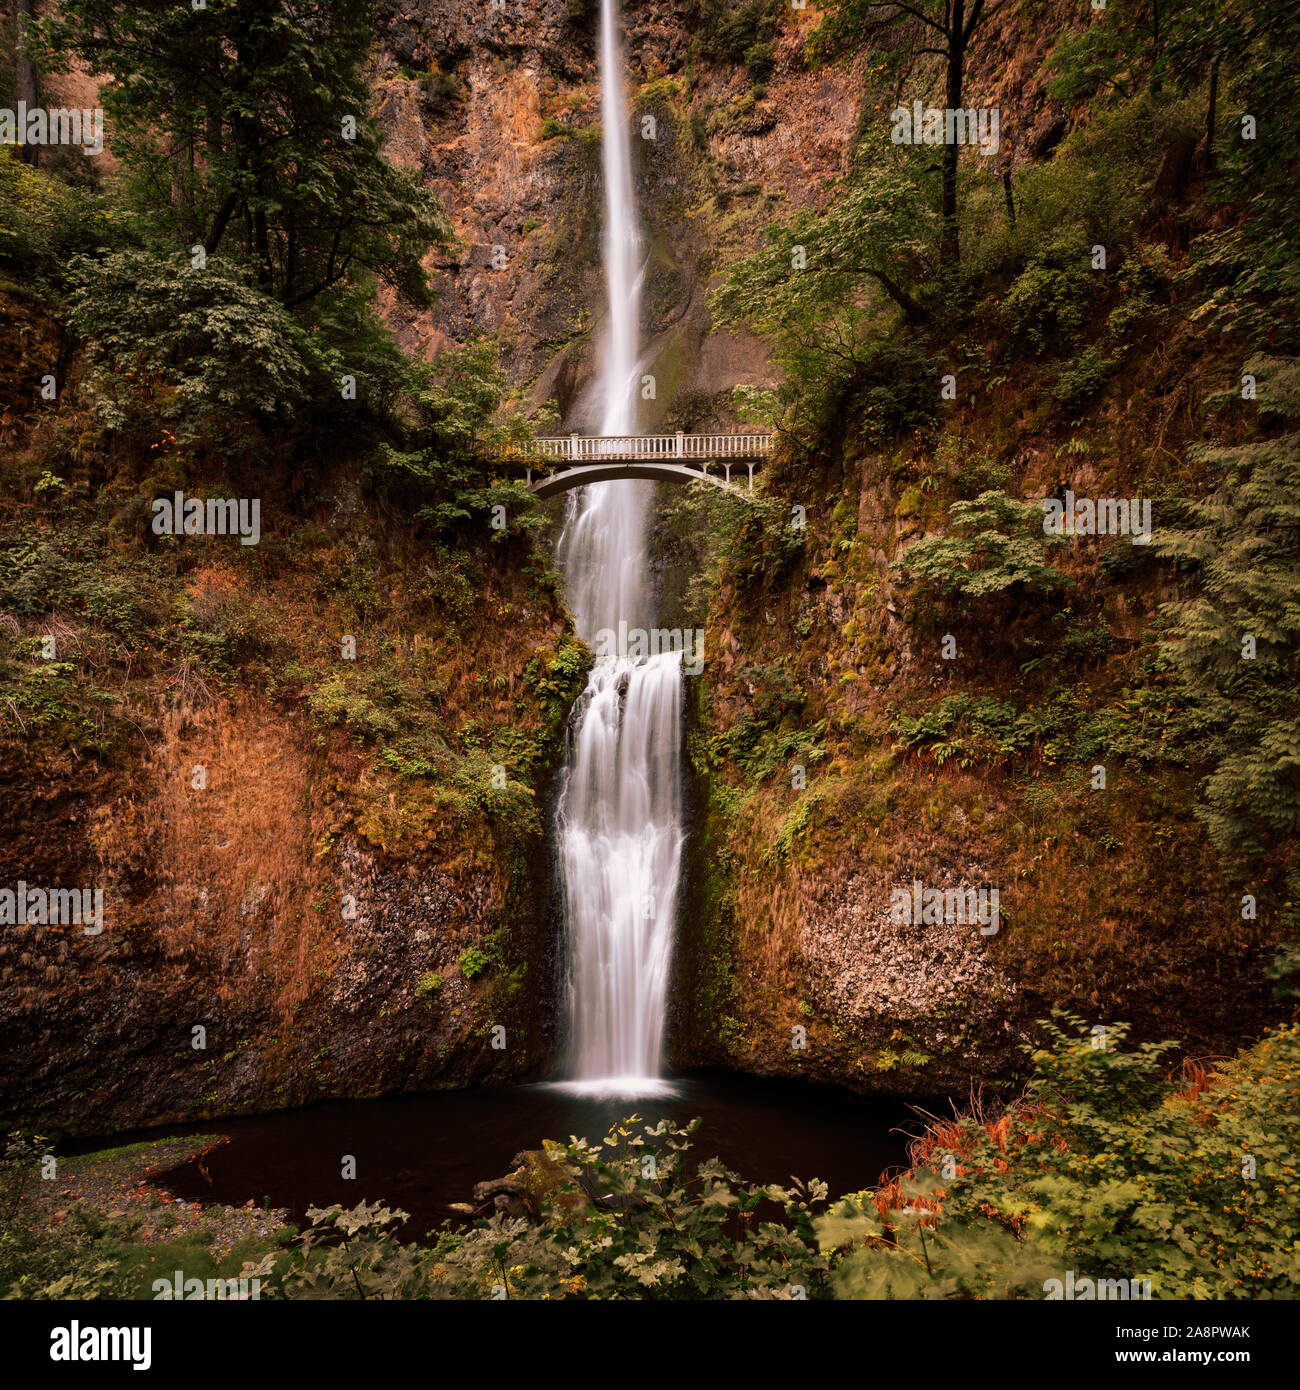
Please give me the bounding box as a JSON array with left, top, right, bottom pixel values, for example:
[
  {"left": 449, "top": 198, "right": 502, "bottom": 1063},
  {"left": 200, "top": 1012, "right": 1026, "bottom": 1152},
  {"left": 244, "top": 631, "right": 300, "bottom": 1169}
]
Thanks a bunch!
[
  {"left": 528, "top": 461, "right": 751, "bottom": 498},
  {"left": 496, "top": 433, "right": 772, "bottom": 498}
]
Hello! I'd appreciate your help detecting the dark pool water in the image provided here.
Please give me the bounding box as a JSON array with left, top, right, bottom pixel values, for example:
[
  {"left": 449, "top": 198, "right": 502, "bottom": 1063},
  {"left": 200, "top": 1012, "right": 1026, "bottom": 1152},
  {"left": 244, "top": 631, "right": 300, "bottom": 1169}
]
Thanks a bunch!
[{"left": 110, "top": 1072, "right": 939, "bottom": 1241}]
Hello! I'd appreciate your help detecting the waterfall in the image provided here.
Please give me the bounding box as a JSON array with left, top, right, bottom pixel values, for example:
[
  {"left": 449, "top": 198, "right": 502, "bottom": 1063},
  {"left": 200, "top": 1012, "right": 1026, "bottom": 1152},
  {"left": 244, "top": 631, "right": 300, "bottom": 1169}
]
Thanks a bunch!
[{"left": 551, "top": 0, "right": 684, "bottom": 1097}]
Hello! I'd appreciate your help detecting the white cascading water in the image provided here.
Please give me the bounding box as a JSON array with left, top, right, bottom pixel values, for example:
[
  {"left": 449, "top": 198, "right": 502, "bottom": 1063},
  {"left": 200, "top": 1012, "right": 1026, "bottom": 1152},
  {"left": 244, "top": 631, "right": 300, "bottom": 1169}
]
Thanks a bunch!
[{"left": 552, "top": 0, "right": 684, "bottom": 1097}]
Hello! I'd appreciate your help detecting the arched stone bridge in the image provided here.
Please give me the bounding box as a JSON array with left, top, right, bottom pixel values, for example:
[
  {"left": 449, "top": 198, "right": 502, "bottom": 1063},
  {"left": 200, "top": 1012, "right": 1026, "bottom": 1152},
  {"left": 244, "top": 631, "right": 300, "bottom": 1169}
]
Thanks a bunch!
[{"left": 497, "top": 432, "right": 773, "bottom": 498}]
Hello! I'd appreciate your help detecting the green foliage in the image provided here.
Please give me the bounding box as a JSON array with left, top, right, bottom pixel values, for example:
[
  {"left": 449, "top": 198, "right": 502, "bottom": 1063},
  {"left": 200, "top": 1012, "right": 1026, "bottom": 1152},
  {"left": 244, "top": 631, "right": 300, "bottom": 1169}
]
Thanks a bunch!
[
  {"left": 0, "top": 536, "right": 80, "bottom": 616},
  {"left": 0, "top": 1131, "right": 45, "bottom": 1223},
  {"left": 1265, "top": 923, "right": 1300, "bottom": 1000},
  {"left": 1053, "top": 344, "right": 1112, "bottom": 407},
  {"left": 377, "top": 337, "right": 546, "bottom": 539},
  {"left": 0, "top": 1133, "right": 118, "bottom": 1299},
  {"left": 820, "top": 1016, "right": 1300, "bottom": 1299},
  {"left": 522, "top": 636, "right": 590, "bottom": 744},
  {"left": 713, "top": 151, "right": 938, "bottom": 444},
  {"left": 707, "top": 659, "right": 826, "bottom": 780},
  {"left": 0, "top": 535, "right": 155, "bottom": 650},
  {"left": 6, "top": 1027, "right": 1297, "bottom": 1300},
  {"left": 1047, "top": 2, "right": 1166, "bottom": 103},
  {"left": 999, "top": 236, "right": 1101, "bottom": 356},
  {"left": 692, "top": 0, "right": 782, "bottom": 66},
  {"left": 307, "top": 674, "right": 400, "bottom": 743},
  {"left": 892, "top": 694, "right": 1034, "bottom": 768},
  {"left": 269, "top": 1200, "right": 425, "bottom": 1299},
  {"left": 850, "top": 337, "right": 941, "bottom": 447},
  {"left": 1170, "top": 0, "right": 1300, "bottom": 346},
  {"left": 179, "top": 585, "right": 282, "bottom": 681},
  {"left": 896, "top": 491, "right": 1073, "bottom": 600},
  {"left": 1154, "top": 357, "right": 1300, "bottom": 858},
  {"left": 0, "top": 148, "right": 117, "bottom": 287},
  {"left": 266, "top": 1118, "right": 833, "bottom": 1299},
  {"left": 768, "top": 782, "right": 836, "bottom": 864},
  {"left": 40, "top": 0, "right": 450, "bottom": 309},
  {"left": 415, "top": 973, "right": 445, "bottom": 1000},
  {"left": 458, "top": 946, "right": 491, "bottom": 981},
  {"left": 743, "top": 41, "right": 775, "bottom": 82},
  {"left": 69, "top": 251, "right": 320, "bottom": 449},
  {"left": 0, "top": 1208, "right": 120, "bottom": 1301},
  {"left": 966, "top": 95, "right": 1192, "bottom": 307}
]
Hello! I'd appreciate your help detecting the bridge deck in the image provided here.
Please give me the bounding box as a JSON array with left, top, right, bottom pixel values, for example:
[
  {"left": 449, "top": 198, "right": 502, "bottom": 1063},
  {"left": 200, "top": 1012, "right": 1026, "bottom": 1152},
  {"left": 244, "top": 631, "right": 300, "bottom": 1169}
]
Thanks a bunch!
[
  {"left": 500, "top": 432, "right": 773, "bottom": 462},
  {"left": 493, "top": 433, "right": 773, "bottom": 495}
]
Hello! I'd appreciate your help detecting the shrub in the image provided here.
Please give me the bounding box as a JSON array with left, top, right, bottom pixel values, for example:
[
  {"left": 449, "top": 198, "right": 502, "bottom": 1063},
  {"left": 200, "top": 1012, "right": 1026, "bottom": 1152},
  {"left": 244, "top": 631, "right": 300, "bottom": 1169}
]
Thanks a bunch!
[
  {"left": 819, "top": 1016, "right": 1300, "bottom": 1299},
  {"left": 1000, "top": 239, "right": 1100, "bottom": 356},
  {"left": 263, "top": 1118, "right": 833, "bottom": 1299},
  {"left": 694, "top": 0, "right": 781, "bottom": 65},
  {"left": 307, "top": 674, "right": 400, "bottom": 742},
  {"left": 68, "top": 250, "right": 319, "bottom": 451},
  {"left": 895, "top": 491, "right": 1073, "bottom": 601},
  {"left": 1154, "top": 357, "right": 1300, "bottom": 860},
  {"left": 1053, "top": 344, "right": 1112, "bottom": 407},
  {"left": 0, "top": 148, "right": 116, "bottom": 287},
  {"left": 891, "top": 693, "right": 1033, "bottom": 767},
  {"left": 743, "top": 41, "right": 775, "bottom": 81},
  {"left": 850, "top": 337, "right": 941, "bottom": 446},
  {"left": 458, "top": 947, "right": 491, "bottom": 981}
]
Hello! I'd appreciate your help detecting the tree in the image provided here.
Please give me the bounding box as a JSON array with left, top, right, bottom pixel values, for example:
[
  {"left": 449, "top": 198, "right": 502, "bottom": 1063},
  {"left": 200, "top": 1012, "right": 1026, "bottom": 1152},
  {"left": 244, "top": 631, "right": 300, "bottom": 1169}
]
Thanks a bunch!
[
  {"left": 810, "top": 0, "right": 1004, "bottom": 263},
  {"left": 68, "top": 249, "right": 322, "bottom": 453},
  {"left": 38, "top": 0, "right": 449, "bottom": 308},
  {"left": 378, "top": 338, "right": 548, "bottom": 538},
  {"left": 14, "top": 0, "right": 39, "bottom": 167},
  {"left": 1155, "top": 357, "right": 1300, "bottom": 861},
  {"left": 713, "top": 152, "right": 940, "bottom": 445},
  {"left": 1167, "top": 0, "right": 1300, "bottom": 347}
]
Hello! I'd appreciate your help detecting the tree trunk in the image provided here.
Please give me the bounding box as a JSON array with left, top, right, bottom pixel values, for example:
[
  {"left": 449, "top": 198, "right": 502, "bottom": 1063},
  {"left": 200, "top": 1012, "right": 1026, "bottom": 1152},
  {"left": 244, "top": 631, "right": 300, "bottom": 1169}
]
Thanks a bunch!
[
  {"left": 941, "top": 2, "right": 965, "bottom": 264},
  {"left": 254, "top": 207, "right": 271, "bottom": 288},
  {"left": 172, "top": 134, "right": 196, "bottom": 240},
  {"left": 1204, "top": 58, "right": 1219, "bottom": 174},
  {"left": 204, "top": 193, "right": 239, "bottom": 258},
  {"left": 870, "top": 269, "right": 928, "bottom": 323},
  {"left": 15, "top": 0, "right": 40, "bottom": 168},
  {"left": 1150, "top": 0, "right": 1162, "bottom": 97},
  {"left": 1002, "top": 167, "right": 1016, "bottom": 226}
]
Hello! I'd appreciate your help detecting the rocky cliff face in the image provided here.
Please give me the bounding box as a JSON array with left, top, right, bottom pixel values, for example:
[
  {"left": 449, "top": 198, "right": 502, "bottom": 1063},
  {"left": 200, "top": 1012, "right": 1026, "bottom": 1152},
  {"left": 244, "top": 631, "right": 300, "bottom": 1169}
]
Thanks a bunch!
[
  {"left": 0, "top": 262, "right": 583, "bottom": 1130},
  {"left": 369, "top": 0, "right": 1280, "bottom": 1096},
  {"left": 5, "top": 0, "right": 1281, "bottom": 1132},
  {"left": 365, "top": 0, "right": 1143, "bottom": 1097},
  {"left": 370, "top": 0, "right": 857, "bottom": 427}
]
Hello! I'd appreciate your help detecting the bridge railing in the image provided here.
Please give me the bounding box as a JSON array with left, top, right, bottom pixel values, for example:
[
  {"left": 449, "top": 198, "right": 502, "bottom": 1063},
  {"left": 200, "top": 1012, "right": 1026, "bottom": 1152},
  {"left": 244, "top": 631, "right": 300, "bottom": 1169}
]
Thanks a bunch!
[{"left": 501, "top": 432, "right": 773, "bottom": 463}]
